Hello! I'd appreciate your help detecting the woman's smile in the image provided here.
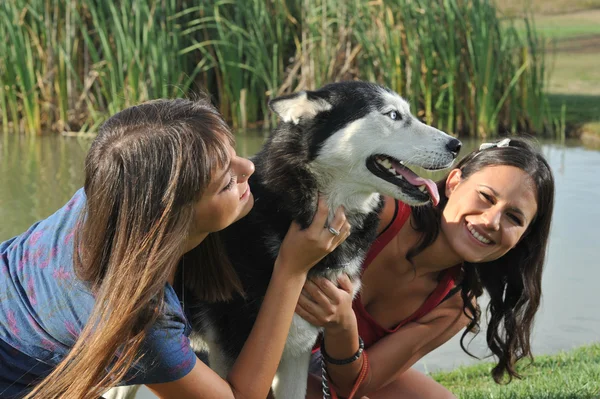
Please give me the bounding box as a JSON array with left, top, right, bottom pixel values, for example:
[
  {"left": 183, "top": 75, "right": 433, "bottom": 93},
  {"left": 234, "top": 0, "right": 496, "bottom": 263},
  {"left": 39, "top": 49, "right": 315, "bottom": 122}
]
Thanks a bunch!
[{"left": 465, "top": 221, "right": 494, "bottom": 246}]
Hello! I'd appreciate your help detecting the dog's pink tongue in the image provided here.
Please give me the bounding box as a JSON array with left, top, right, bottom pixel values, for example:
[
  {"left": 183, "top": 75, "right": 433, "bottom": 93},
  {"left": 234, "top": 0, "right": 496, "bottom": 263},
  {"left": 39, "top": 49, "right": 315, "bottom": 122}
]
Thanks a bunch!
[{"left": 394, "top": 166, "right": 440, "bottom": 206}]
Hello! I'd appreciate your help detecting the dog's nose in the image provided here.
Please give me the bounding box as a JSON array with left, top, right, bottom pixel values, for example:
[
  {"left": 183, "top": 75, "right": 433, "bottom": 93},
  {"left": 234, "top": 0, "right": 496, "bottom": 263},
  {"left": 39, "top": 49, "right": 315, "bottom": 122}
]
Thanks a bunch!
[{"left": 446, "top": 138, "right": 462, "bottom": 158}]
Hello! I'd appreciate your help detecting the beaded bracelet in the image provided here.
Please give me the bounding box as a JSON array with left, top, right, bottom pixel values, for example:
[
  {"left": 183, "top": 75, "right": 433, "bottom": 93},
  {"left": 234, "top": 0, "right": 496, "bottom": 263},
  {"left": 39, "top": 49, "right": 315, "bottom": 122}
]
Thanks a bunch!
[{"left": 321, "top": 336, "right": 364, "bottom": 365}]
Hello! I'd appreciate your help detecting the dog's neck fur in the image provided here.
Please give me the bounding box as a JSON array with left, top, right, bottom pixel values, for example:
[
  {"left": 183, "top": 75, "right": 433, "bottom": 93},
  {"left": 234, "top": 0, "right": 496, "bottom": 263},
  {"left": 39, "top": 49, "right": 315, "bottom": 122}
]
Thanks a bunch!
[
  {"left": 312, "top": 169, "right": 382, "bottom": 228},
  {"left": 255, "top": 160, "right": 380, "bottom": 231}
]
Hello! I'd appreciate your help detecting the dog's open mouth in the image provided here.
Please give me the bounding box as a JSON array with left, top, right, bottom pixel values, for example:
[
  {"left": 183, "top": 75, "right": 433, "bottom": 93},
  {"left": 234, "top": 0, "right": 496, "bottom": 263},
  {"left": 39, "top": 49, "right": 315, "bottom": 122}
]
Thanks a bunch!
[{"left": 366, "top": 155, "right": 440, "bottom": 205}]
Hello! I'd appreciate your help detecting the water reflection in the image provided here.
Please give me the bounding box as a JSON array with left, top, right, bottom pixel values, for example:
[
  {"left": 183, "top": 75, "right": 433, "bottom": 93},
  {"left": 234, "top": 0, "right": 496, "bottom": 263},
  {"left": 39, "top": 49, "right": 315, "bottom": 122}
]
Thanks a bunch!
[
  {"left": 1, "top": 132, "right": 598, "bottom": 375},
  {"left": 0, "top": 135, "right": 89, "bottom": 237},
  {"left": 0, "top": 130, "right": 268, "bottom": 239}
]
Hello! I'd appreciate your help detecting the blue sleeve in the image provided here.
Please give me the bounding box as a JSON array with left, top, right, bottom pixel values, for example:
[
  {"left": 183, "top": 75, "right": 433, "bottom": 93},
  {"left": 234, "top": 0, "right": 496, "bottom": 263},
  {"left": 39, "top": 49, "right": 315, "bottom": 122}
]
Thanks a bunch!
[{"left": 122, "top": 286, "right": 197, "bottom": 385}]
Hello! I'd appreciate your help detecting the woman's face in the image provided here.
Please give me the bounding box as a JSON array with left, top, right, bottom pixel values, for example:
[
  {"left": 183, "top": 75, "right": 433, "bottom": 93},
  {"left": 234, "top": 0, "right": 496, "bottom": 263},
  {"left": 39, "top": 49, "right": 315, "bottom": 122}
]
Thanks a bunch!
[
  {"left": 441, "top": 165, "right": 538, "bottom": 263},
  {"left": 188, "top": 143, "right": 255, "bottom": 244}
]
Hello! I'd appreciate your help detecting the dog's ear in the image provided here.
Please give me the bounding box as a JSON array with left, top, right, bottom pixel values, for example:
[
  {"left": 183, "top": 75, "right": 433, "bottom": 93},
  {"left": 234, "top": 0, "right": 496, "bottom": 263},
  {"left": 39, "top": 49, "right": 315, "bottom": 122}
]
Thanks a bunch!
[{"left": 269, "top": 91, "right": 332, "bottom": 124}]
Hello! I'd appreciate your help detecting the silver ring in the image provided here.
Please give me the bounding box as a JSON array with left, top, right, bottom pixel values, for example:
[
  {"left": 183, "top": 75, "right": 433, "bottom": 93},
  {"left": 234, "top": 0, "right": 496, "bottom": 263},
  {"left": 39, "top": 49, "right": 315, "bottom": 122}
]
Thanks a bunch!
[{"left": 327, "top": 226, "right": 340, "bottom": 236}]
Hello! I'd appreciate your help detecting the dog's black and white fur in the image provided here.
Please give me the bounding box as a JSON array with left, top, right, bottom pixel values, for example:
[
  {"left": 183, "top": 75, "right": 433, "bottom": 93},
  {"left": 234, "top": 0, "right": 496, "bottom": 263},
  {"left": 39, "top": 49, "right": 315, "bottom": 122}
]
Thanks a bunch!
[
  {"left": 182, "top": 81, "right": 461, "bottom": 398},
  {"left": 104, "top": 81, "right": 460, "bottom": 399}
]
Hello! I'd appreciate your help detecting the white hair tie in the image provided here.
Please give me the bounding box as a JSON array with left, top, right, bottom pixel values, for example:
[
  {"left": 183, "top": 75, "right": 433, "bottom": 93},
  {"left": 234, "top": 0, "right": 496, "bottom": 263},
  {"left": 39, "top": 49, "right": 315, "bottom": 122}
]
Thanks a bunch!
[{"left": 479, "top": 138, "right": 511, "bottom": 151}]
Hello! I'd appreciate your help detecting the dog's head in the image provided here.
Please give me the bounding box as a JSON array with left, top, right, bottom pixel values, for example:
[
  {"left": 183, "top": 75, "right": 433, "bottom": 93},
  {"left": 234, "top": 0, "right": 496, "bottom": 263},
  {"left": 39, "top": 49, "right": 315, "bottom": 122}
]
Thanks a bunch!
[{"left": 267, "top": 81, "right": 460, "bottom": 208}]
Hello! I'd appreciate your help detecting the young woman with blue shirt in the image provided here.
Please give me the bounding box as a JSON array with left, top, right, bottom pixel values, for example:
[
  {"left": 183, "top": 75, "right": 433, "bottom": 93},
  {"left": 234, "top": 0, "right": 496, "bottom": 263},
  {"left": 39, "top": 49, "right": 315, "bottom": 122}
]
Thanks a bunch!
[{"left": 0, "top": 98, "right": 351, "bottom": 399}]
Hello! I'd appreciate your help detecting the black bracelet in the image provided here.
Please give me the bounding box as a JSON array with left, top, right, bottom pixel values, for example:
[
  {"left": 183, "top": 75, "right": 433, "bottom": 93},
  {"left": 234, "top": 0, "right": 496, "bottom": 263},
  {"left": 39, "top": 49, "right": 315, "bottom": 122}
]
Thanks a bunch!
[{"left": 321, "top": 336, "right": 364, "bottom": 365}]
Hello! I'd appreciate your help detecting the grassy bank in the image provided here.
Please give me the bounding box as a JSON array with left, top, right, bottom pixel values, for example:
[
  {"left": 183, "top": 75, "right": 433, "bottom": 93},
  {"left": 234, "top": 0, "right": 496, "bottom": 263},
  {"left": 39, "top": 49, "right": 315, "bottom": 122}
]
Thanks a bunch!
[
  {"left": 432, "top": 343, "right": 600, "bottom": 399},
  {"left": 0, "top": 0, "right": 558, "bottom": 138},
  {"left": 496, "top": 1, "right": 600, "bottom": 141}
]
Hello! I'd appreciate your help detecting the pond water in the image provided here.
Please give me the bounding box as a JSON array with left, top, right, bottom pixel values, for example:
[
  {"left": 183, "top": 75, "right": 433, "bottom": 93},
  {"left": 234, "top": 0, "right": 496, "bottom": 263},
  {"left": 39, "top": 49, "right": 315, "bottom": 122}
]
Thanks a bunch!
[{"left": 1, "top": 132, "right": 598, "bottom": 385}]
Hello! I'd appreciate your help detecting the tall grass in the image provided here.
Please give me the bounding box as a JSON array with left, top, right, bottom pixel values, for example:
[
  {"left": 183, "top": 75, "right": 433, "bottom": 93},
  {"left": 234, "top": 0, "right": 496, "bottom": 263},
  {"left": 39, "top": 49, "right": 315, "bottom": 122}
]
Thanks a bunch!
[
  {"left": 0, "top": 0, "right": 199, "bottom": 135},
  {"left": 74, "top": 0, "right": 199, "bottom": 126},
  {"left": 1, "top": 1, "right": 42, "bottom": 135},
  {"left": 350, "top": 0, "right": 554, "bottom": 137},
  {"left": 0, "top": 0, "right": 558, "bottom": 137},
  {"left": 179, "top": 0, "right": 297, "bottom": 129}
]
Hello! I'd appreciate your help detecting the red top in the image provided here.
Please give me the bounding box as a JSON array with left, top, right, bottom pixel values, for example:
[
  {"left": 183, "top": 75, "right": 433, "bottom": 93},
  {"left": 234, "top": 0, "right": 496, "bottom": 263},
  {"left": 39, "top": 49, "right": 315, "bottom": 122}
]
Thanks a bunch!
[{"left": 353, "top": 200, "right": 461, "bottom": 349}]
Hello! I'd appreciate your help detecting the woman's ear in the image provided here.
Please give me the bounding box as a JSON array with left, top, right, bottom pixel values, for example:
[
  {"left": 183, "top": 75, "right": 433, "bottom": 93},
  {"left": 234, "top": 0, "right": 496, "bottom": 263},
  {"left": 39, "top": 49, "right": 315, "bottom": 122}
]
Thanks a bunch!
[{"left": 445, "top": 169, "right": 462, "bottom": 198}]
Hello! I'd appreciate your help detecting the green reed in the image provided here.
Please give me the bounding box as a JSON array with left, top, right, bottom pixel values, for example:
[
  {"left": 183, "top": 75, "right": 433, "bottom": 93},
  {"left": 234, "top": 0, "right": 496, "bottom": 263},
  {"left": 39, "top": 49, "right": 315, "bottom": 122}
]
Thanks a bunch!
[
  {"left": 179, "top": 0, "right": 297, "bottom": 129},
  {"left": 75, "top": 0, "right": 197, "bottom": 123},
  {"left": 1, "top": 1, "right": 42, "bottom": 135},
  {"left": 0, "top": 0, "right": 557, "bottom": 137},
  {"left": 1, "top": 0, "right": 198, "bottom": 135},
  {"left": 350, "top": 0, "right": 555, "bottom": 138}
]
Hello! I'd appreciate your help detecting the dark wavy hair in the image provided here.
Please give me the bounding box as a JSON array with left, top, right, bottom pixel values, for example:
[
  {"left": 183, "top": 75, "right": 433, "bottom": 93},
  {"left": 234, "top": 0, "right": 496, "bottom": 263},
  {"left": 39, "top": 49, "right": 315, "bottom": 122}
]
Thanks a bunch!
[{"left": 408, "top": 137, "right": 554, "bottom": 383}]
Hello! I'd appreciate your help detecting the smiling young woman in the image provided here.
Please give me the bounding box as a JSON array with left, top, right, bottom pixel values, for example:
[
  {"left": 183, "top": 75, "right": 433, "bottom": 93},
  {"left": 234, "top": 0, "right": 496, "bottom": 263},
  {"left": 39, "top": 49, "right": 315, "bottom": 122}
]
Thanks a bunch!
[
  {"left": 185, "top": 145, "right": 256, "bottom": 253},
  {"left": 438, "top": 164, "right": 538, "bottom": 265},
  {"left": 299, "top": 137, "right": 555, "bottom": 399}
]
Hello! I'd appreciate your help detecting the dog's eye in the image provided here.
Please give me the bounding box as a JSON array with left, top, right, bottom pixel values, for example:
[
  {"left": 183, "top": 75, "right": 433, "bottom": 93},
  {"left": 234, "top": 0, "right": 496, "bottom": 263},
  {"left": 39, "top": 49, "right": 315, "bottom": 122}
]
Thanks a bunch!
[{"left": 387, "top": 111, "right": 401, "bottom": 121}]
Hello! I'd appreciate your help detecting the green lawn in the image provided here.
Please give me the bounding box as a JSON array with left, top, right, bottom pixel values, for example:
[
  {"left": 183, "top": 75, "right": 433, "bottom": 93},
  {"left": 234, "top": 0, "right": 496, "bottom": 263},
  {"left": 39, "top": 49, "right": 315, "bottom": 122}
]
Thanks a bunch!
[
  {"left": 504, "top": 10, "right": 600, "bottom": 97},
  {"left": 545, "top": 40, "right": 600, "bottom": 137},
  {"left": 433, "top": 344, "right": 600, "bottom": 399},
  {"left": 546, "top": 50, "right": 600, "bottom": 95},
  {"left": 544, "top": 27, "right": 600, "bottom": 138},
  {"left": 496, "top": 1, "right": 600, "bottom": 137},
  {"left": 496, "top": 0, "right": 600, "bottom": 17},
  {"left": 548, "top": 93, "right": 600, "bottom": 126},
  {"left": 509, "top": 10, "right": 600, "bottom": 40}
]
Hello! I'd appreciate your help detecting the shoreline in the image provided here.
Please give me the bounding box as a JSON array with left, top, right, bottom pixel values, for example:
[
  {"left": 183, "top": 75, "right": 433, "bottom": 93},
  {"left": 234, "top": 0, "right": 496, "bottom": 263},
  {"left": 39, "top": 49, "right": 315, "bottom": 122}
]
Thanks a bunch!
[{"left": 431, "top": 343, "right": 600, "bottom": 398}]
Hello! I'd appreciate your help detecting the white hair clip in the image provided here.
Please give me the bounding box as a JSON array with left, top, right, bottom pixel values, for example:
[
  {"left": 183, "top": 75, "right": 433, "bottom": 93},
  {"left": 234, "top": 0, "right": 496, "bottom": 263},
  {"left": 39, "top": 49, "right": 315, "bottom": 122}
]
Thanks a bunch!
[{"left": 479, "top": 138, "right": 511, "bottom": 151}]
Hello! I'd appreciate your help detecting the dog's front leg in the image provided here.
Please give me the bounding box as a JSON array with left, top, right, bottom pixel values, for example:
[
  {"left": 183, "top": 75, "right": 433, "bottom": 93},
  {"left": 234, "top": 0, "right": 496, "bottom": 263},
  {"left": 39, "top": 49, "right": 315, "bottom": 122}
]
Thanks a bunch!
[
  {"left": 102, "top": 385, "right": 141, "bottom": 399},
  {"left": 273, "top": 350, "right": 312, "bottom": 399},
  {"left": 272, "top": 313, "right": 320, "bottom": 399}
]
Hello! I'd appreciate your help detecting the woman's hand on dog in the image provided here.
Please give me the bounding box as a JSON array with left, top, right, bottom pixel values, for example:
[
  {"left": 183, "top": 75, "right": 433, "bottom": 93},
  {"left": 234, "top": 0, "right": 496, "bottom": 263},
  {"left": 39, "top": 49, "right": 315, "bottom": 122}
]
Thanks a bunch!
[
  {"left": 274, "top": 197, "right": 351, "bottom": 278},
  {"left": 295, "top": 273, "right": 356, "bottom": 334}
]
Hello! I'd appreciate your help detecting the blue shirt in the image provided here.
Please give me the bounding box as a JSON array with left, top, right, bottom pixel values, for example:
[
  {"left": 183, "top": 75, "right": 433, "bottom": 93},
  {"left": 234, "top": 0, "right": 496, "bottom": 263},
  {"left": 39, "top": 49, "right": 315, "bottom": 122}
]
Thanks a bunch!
[{"left": 0, "top": 189, "right": 196, "bottom": 397}]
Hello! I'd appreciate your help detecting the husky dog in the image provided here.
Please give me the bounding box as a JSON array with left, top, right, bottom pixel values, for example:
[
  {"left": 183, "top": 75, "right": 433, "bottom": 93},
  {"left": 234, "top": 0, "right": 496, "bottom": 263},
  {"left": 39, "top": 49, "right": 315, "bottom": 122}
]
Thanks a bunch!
[{"left": 184, "top": 81, "right": 461, "bottom": 399}]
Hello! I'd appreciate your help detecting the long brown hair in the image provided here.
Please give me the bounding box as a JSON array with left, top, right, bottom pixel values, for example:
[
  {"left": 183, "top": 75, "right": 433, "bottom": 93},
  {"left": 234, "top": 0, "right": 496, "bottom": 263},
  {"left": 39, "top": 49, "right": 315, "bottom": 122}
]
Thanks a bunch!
[
  {"left": 408, "top": 137, "right": 555, "bottom": 383},
  {"left": 26, "top": 97, "right": 243, "bottom": 398}
]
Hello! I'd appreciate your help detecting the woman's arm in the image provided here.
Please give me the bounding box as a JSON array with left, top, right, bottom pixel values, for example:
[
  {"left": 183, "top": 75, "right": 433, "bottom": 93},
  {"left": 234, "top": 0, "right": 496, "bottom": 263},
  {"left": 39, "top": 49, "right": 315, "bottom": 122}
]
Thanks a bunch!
[
  {"left": 147, "top": 199, "right": 351, "bottom": 399},
  {"left": 147, "top": 269, "right": 309, "bottom": 399},
  {"left": 296, "top": 274, "right": 364, "bottom": 393},
  {"left": 299, "top": 279, "right": 470, "bottom": 398},
  {"left": 354, "top": 295, "right": 468, "bottom": 396}
]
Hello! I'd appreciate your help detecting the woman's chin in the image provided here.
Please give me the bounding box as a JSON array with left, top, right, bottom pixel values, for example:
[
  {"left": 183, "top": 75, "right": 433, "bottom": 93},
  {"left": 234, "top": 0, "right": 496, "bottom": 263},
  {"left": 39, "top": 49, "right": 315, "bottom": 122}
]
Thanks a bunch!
[{"left": 462, "top": 251, "right": 502, "bottom": 264}]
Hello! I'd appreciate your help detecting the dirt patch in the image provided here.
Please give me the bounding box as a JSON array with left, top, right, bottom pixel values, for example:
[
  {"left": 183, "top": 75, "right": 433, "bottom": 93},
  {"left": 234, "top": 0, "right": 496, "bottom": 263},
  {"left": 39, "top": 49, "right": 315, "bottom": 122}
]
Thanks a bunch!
[
  {"left": 581, "top": 130, "right": 600, "bottom": 148},
  {"left": 537, "top": 8, "right": 600, "bottom": 19}
]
